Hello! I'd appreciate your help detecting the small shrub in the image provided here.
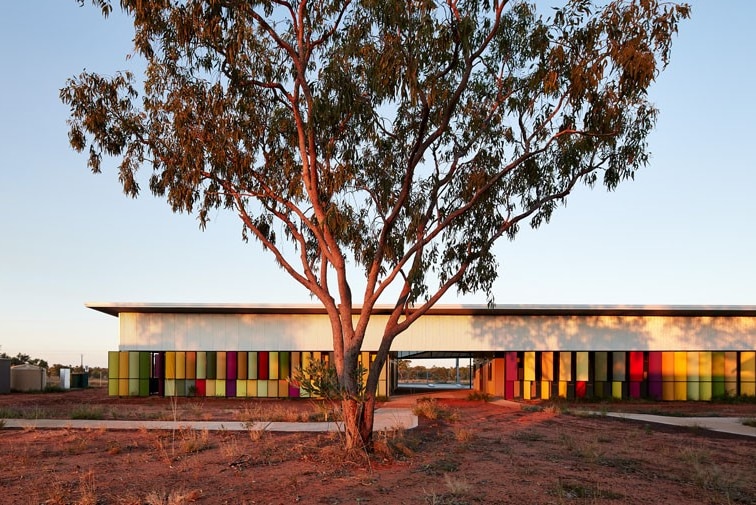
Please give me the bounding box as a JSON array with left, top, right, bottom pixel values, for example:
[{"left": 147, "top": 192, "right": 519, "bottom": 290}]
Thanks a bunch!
[
  {"left": 741, "top": 418, "right": 756, "bottom": 428},
  {"left": 71, "top": 406, "right": 105, "bottom": 420},
  {"left": 466, "top": 391, "right": 493, "bottom": 402},
  {"left": 452, "top": 426, "right": 475, "bottom": 443}
]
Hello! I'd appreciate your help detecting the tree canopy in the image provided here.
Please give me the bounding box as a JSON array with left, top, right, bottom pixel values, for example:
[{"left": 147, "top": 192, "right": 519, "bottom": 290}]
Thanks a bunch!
[{"left": 63, "top": 0, "right": 689, "bottom": 449}]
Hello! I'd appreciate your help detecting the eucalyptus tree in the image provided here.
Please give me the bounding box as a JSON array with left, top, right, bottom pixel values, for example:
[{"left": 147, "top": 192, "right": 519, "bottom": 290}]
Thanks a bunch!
[{"left": 62, "top": 0, "right": 689, "bottom": 450}]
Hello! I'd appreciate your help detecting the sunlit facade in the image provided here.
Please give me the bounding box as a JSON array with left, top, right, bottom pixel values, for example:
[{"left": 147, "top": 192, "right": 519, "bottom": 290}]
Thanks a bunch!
[{"left": 89, "top": 303, "right": 756, "bottom": 400}]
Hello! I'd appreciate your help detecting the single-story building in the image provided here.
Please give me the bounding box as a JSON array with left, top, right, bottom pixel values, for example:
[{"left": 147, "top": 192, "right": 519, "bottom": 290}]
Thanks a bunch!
[{"left": 88, "top": 303, "right": 756, "bottom": 401}]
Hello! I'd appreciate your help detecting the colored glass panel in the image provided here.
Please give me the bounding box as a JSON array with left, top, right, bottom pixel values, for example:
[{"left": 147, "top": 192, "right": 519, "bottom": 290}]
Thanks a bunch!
[
  {"left": 129, "top": 378, "right": 140, "bottom": 396},
  {"left": 269, "top": 352, "right": 279, "bottom": 379},
  {"left": 280, "top": 352, "right": 291, "bottom": 379},
  {"left": 267, "top": 380, "right": 278, "bottom": 398},
  {"left": 207, "top": 352, "right": 217, "bottom": 379},
  {"left": 108, "top": 379, "right": 118, "bottom": 396},
  {"left": 699, "top": 381, "right": 712, "bottom": 401},
  {"left": 257, "top": 379, "right": 268, "bottom": 397},
  {"left": 673, "top": 352, "right": 687, "bottom": 382},
  {"left": 237, "top": 352, "right": 247, "bottom": 379},
  {"left": 576, "top": 352, "right": 589, "bottom": 382},
  {"left": 205, "top": 379, "right": 215, "bottom": 396},
  {"left": 226, "top": 379, "right": 237, "bottom": 397},
  {"left": 686, "top": 352, "right": 699, "bottom": 382},
  {"left": 214, "top": 379, "right": 225, "bottom": 397},
  {"left": 248, "top": 352, "right": 258, "bottom": 380},
  {"left": 196, "top": 352, "right": 207, "bottom": 380},
  {"left": 236, "top": 380, "right": 246, "bottom": 397},
  {"left": 741, "top": 382, "right": 756, "bottom": 396},
  {"left": 611, "top": 381, "right": 622, "bottom": 399},
  {"left": 505, "top": 352, "right": 518, "bottom": 381},
  {"left": 278, "top": 380, "right": 288, "bottom": 397},
  {"left": 247, "top": 380, "right": 257, "bottom": 397},
  {"left": 712, "top": 381, "right": 725, "bottom": 398},
  {"left": 629, "top": 352, "right": 644, "bottom": 382},
  {"left": 594, "top": 352, "right": 608, "bottom": 382},
  {"left": 118, "top": 378, "right": 128, "bottom": 396},
  {"left": 108, "top": 352, "right": 119, "bottom": 380},
  {"left": 648, "top": 381, "right": 662, "bottom": 400},
  {"left": 522, "top": 380, "right": 532, "bottom": 400},
  {"left": 291, "top": 352, "right": 301, "bottom": 376},
  {"left": 541, "top": 352, "right": 553, "bottom": 381},
  {"left": 185, "top": 379, "right": 196, "bottom": 396},
  {"left": 699, "top": 352, "right": 712, "bottom": 382},
  {"left": 165, "top": 352, "right": 176, "bottom": 379},
  {"left": 165, "top": 379, "right": 175, "bottom": 397},
  {"left": 612, "top": 352, "right": 626, "bottom": 382},
  {"left": 118, "top": 352, "right": 129, "bottom": 379},
  {"left": 725, "top": 352, "right": 738, "bottom": 382},
  {"left": 185, "top": 352, "right": 196, "bottom": 379},
  {"left": 674, "top": 381, "right": 687, "bottom": 401},
  {"left": 629, "top": 381, "right": 641, "bottom": 399},
  {"left": 505, "top": 381, "right": 514, "bottom": 400},
  {"left": 217, "top": 351, "right": 227, "bottom": 380},
  {"left": 662, "top": 381, "right": 675, "bottom": 401},
  {"left": 195, "top": 379, "right": 206, "bottom": 397},
  {"left": 140, "top": 352, "right": 151, "bottom": 378},
  {"left": 711, "top": 352, "right": 725, "bottom": 383},
  {"left": 576, "top": 381, "right": 587, "bottom": 398},
  {"left": 559, "top": 352, "right": 572, "bottom": 382},
  {"left": 175, "top": 352, "right": 186, "bottom": 379},
  {"left": 540, "top": 381, "right": 551, "bottom": 400},
  {"left": 258, "top": 352, "right": 269, "bottom": 380},
  {"left": 129, "top": 351, "right": 140, "bottom": 379},
  {"left": 227, "top": 351, "right": 238, "bottom": 381},
  {"left": 740, "top": 352, "right": 756, "bottom": 382},
  {"left": 524, "top": 352, "right": 535, "bottom": 381},
  {"left": 558, "top": 381, "right": 567, "bottom": 398},
  {"left": 176, "top": 379, "right": 186, "bottom": 396},
  {"left": 687, "top": 381, "right": 699, "bottom": 401},
  {"left": 289, "top": 384, "right": 301, "bottom": 398},
  {"left": 648, "top": 352, "right": 662, "bottom": 382},
  {"left": 662, "top": 352, "right": 675, "bottom": 382}
]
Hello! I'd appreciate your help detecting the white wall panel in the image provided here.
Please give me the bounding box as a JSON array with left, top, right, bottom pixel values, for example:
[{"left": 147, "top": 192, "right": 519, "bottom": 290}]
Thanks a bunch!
[{"left": 119, "top": 311, "right": 756, "bottom": 352}]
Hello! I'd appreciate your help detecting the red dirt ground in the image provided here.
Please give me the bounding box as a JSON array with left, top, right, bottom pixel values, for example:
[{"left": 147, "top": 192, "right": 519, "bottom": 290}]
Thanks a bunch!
[{"left": 1, "top": 388, "right": 755, "bottom": 504}]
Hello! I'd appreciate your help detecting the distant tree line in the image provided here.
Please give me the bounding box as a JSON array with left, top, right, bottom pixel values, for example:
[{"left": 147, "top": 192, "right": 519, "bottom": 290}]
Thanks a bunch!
[{"left": 397, "top": 359, "right": 472, "bottom": 383}]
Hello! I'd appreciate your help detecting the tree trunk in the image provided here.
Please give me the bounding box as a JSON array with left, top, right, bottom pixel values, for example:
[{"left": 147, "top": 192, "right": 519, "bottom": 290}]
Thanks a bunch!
[{"left": 342, "top": 393, "right": 376, "bottom": 452}]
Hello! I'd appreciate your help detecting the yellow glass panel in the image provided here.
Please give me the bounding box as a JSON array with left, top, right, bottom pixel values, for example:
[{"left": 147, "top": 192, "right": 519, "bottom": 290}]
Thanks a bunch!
[
  {"left": 313, "top": 351, "right": 322, "bottom": 363},
  {"left": 205, "top": 379, "right": 215, "bottom": 397},
  {"left": 611, "top": 381, "right": 622, "bottom": 400},
  {"left": 269, "top": 352, "right": 279, "bottom": 380},
  {"left": 558, "top": 381, "right": 568, "bottom": 398},
  {"left": 523, "top": 380, "right": 531, "bottom": 400},
  {"left": 674, "top": 382, "right": 687, "bottom": 401},
  {"left": 725, "top": 381, "right": 737, "bottom": 396},
  {"left": 108, "top": 379, "right": 118, "bottom": 396},
  {"left": 576, "top": 352, "right": 589, "bottom": 382},
  {"left": 118, "top": 378, "right": 128, "bottom": 396},
  {"left": 176, "top": 351, "right": 186, "bottom": 379},
  {"left": 541, "top": 352, "right": 553, "bottom": 381},
  {"left": 540, "top": 381, "right": 551, "bottom": 400},
  {"left": 740, "top": 352, "right": 755, "bottom": 382},
  {"left": 165, "top": 351, "right": 176, "bottom": 379},
  {"left": 524, "top": 352, "right": 535, "bottom": 381},
  {"left": 119, "top": 352, "right": 129, "bottom": 379},
  {"left": 698, "top": 352, "right": 712, "bottom": 382},
  {"left": 673, "top": 352, "right": 687, "bottom": 382},
  {"left": 741, "top": 382, "right": 756, "bottom": 396},
  {"left": 236, "top": 380, "right": 247, "bottom": 397},
  {"left": 278, "top": 380, "right": 288, "bottom": 397},
  {"left": 712, "top": 352, "right": 725, "bottom": 382},
  {"left": 215, "top": 379, "right": 225, "bottom": 397},
  {"left": 247, "top": 380, "right": 257, "bottom": 397}
]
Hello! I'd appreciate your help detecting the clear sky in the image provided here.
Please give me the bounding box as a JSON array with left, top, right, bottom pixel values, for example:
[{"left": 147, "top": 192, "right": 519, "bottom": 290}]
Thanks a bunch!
[{"left": 1, "top": 1, "right": 754, "bottom": 368}]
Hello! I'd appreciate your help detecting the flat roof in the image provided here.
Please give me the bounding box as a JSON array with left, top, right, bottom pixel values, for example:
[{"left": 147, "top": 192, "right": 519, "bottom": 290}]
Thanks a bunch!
[{"left": 86, "top": 302, "right": 756, "bottom": 318}]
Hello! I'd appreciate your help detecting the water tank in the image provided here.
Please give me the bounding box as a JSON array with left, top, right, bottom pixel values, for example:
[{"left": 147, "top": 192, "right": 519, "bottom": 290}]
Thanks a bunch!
[
  {"left": 10, "top": 364, "right": 47, "bottom": 392},
  {"left": 0, "top": 359, "right": 10, "bottom": 394}
]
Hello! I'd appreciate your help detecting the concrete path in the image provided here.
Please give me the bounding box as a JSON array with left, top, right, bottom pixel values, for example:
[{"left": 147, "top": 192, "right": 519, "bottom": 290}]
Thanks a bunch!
[
  {"left": 587, "top": 411, "right": 756, "bottom": 438},
  {"left": 1, "top": 407, "right": 417, "bottom": 433}
]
